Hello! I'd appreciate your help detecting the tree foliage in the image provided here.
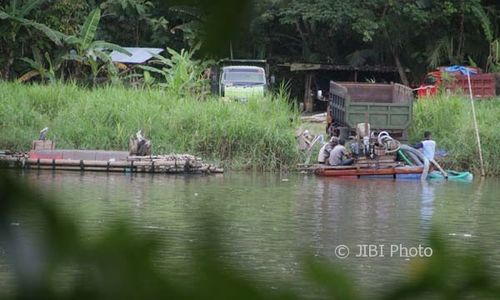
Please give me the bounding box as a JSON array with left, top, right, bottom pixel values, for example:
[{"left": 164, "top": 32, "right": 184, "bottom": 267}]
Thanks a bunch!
[
  {"left": 1, "top": 0, "right": 499, "bottom": 83},
  {"left": 61, "top": 8, "right": 131, "bottom": 85},
  {"left": 244, "top": 0, "right": 500, "bottom": 83}
]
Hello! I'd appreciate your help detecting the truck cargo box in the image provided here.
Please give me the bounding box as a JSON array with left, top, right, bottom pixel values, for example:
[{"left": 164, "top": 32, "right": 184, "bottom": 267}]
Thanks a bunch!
[
  {"left": 418, "top": 67, "right": 496, "bottom": 99},
  {"left": 328, "top": 82, "right": 413, "bottom": 137},
  {"left": 452, "top": 73, "right": 496, "bottom": 98}
]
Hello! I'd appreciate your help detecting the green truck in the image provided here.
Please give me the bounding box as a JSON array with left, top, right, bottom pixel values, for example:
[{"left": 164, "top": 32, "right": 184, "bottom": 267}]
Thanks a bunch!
[
  {"left": 211, "top": 60, "right": 271, "bottom": 100},
  {"left": 327, "top": 81, "right": 414, "bottom": 140}
]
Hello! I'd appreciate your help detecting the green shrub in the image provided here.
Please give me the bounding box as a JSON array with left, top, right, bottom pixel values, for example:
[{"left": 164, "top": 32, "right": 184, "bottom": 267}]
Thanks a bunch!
[
  {"left": 410, "top": 94, "right": 500, "bottom": 175},
  {"left": 0, "top": 82, "right": 301, "bottom": 170}
]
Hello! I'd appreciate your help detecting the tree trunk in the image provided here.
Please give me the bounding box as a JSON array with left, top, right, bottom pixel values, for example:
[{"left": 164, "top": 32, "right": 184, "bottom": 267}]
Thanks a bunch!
[
  {"left": 0, "top": 48, "right": 14, "bottom": 80},
  {"left": 304, "top": 73, "right": 313, "bottom": 112},
  {"left": 295, "top": 20, "right": 310, "bottom": 59},
  {"left": 457, "top": 2, "right": 465, "bottom": 61},
  {"left": 393, "top": 52, "right": 409, "bottom": 86}
]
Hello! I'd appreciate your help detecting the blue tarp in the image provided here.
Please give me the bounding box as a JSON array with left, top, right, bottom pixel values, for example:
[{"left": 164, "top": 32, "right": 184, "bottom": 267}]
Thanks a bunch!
[{"left": 444, "top": 65, "right": 478, "bottom": 76}]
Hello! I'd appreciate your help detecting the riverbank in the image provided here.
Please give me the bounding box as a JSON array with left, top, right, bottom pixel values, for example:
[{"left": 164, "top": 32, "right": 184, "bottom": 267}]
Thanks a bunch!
[
  {"left": 1, "top": 83, "right": 499, "bottom": 174},
  {"left": 0, "top": 83, "right": 301, "bottom": 170},
  {"left": 409, "top": 95, "right": 499, "bottom": 176}
]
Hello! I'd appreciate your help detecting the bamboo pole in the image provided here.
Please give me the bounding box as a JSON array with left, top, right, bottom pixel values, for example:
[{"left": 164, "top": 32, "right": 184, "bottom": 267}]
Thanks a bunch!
[
  {"left": 24, "top": 159, "right": 190, "bottom": 168},
  {"left": 466, "top": 72, "right": 486, "bottom": 177}
]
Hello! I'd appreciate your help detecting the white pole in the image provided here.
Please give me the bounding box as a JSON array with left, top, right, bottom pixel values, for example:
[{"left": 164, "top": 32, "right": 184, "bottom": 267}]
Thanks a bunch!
[
  {"left": 466, "top": 71, "right": 486, "bottom": 177},
  {"left": 230, "top": 41, "right": 234, "bottom": 60}
]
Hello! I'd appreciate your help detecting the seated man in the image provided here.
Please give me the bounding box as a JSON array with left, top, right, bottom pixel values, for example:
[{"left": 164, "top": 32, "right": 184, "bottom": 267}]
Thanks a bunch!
[
  {"left": 317, "top": 137, "right": 338, "bottom": 164},
  {"left": 328, "top": 139, "right": 354, "bottom": 166}
]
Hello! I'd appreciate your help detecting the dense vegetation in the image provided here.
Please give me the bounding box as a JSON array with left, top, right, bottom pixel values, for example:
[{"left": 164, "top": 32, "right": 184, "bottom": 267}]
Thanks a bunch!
[
  {"left": 410, "top": 95, "right": 500, "bottom": 175},
  {"left": 0, "top": 82, "right": 301, "bottom": 170},
  {"left": 1, "top": 0, "right": 500, "bottom": 174},
  {"left": 1, "top": 0, "right": 500, "bottom": 85}
]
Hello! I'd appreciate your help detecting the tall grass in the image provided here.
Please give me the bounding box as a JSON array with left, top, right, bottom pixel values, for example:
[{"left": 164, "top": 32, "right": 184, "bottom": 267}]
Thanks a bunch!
[
  {"left": 0, "top": 82, "right": 301, "bottom": 170},
  {"left": 409, "top": 94, "right": 500, "bottom": 175}
]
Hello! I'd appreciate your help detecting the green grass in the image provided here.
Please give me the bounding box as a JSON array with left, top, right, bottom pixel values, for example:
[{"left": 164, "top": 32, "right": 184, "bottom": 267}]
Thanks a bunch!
[
  {"left": 409, "top": 95, "right": 500, "bottom": 176},
  {"left": 2, "top": 82, "right": 499, "bottom": 174},
  {"left": 0, "top": 82, "right": 301, "bottom": 170}
]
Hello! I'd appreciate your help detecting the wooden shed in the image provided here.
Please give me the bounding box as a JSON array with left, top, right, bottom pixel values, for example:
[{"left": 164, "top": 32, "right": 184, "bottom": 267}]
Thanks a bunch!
[{"left": 279, "top": 63, "right": 403, "bottom": 112}]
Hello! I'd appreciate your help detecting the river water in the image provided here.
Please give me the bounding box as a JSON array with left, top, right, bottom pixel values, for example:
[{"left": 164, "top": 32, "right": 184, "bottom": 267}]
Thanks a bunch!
[{"left": 2, "top": 171, "right": 500, "bottom": 297}]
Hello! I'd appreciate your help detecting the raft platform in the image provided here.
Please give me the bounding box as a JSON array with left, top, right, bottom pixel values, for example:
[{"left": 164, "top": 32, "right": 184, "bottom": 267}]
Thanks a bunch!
[
  {"left": 298, "top": 154, "right": 425, "bottom": 178},
  {"left": 0, "top": 149, "right": 223, "bottom": 174},
  {"left": 314, "top": 165, "right": 424, "bottom": 178}
]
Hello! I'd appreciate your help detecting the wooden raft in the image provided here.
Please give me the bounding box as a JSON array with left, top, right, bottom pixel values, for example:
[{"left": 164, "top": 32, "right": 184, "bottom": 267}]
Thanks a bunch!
[
  {"left": 300, "top": 154, "right": 424, "bottom": 178},
  {"left": 0, "top": 153, "right": 223, "bottom": 174},
  {"left": 314, "top": 165, "right": 423, "bottom": 177}
]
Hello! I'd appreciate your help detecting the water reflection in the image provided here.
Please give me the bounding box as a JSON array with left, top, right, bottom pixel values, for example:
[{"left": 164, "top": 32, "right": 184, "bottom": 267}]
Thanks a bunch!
[
  {"left": 419, "top": 181, "right": 435, "bottom": 237},
  {"left": 6, "top": 170, "right": 500, "bottom": 294}
]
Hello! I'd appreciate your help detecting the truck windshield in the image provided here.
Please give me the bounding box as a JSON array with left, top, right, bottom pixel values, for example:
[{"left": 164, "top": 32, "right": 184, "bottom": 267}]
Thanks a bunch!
[{"left": 223, "top": 68, "right": 265, "bottom": 85}]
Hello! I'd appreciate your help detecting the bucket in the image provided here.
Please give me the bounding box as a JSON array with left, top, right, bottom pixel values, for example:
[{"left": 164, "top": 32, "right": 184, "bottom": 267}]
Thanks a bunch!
[{"left": 374, "top": 146, "right": 386, "bottom": 156}]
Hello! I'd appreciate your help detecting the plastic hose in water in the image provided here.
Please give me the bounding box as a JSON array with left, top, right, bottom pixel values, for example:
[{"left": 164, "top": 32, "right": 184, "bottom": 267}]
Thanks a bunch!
[
  {"left": 406, "top": 151, "right": 423, "bottom": 166},
  {"left": 399, "top": 145, "right": 448, "bottom": 179},
  {"left": 398, "top": 150, "right": 413, "bottom": 166},
  {"left": 400, "top": 144, "right": 430, "bottom": 180}
]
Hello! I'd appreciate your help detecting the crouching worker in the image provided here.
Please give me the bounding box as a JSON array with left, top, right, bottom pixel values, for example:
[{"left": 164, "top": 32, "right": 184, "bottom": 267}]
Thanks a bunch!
[
  {"left": 328, "top": 139, "right": 354, "bottom": 166},
  {"left": 317, "top": 137, "right": 338, "bottom": 164}
]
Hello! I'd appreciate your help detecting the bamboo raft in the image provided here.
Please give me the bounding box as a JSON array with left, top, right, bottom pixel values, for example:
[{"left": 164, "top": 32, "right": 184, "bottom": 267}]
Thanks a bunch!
[{"left": 0, "top": 150, "right": 223, "bottom": 174}]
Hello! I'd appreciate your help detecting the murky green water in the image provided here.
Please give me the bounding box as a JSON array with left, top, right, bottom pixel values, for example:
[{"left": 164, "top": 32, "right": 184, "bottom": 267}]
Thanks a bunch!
[{"left": 2, "top": 171, "right": 500, "bottom": 297}]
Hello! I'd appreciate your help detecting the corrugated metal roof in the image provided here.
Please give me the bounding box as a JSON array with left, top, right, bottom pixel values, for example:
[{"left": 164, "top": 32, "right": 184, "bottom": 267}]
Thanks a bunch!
[{"left": 110, "top": 47, "right": 164, "bottom": 64}]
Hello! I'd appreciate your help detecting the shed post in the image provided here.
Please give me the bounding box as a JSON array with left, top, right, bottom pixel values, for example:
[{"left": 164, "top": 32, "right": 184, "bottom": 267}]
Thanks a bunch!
[{"left": 304, "top": 72, "right": 313, "bottom": 112}]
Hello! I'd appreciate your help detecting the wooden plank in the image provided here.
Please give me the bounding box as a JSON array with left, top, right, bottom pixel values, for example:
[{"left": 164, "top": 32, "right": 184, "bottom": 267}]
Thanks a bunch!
[
  {"left": 356, "top": 159, "right": 397, "bottom": 164},
  {"left": 315, "top": 166, "right": 423, "bottom": 177},
  {"left": 32, "top": 140, "right": 55, "bottom": 150},
  {"left": 317, "top": 165, "right": 358, "bottom": 170}
]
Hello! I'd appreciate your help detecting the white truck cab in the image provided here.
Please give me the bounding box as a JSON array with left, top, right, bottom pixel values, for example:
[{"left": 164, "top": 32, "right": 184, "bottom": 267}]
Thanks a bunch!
[{"left": 219, "top": 66, "right": 267, "bottom": 100}]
